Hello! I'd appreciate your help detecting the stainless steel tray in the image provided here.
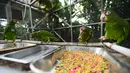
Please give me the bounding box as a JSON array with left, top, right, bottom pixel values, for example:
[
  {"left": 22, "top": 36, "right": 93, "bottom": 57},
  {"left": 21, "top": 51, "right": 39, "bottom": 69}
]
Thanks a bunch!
[
  {"left": 30, "top": 46, "right": 130, "bottom": 73},
  {"left": 0, "top": 45, "right": 59, "bottom": 64},
  {"left": 0, "top": 42, "right": 36, "bottom": 52}
]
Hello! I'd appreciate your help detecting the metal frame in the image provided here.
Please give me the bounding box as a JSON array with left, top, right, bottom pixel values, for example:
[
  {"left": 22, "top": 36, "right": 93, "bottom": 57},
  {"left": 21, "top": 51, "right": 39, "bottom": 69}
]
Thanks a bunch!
[
  {"left": 70, "top": 0, "right": 73, "bottom": 42},
  {"left": 29, "top": 6, "right": 34, "bottom": 32},
  {"left": 33, "top": 14, "right": 49, "bottom": 28},
  {"left": 54, "top": 22, "right": 106, "bottom": 30},
  {"left": 4, "top": 0, "right": 104, "bottom": 42},
  {"left": 22, "top": 6, "right": 27, "bottom": 21},
  {"left": 53, "top": 31, "right": 66, "bottom": 42},
  {"left": 54, "top": 14, "right": 70, "bottom": 26},
  {"left": 29, "top": 0, "right": 37, "bottom": 5},
  {"left": 100, "top": 0, "right": 104, "bottom": 37},
  {"left": 5, "top": 1, "right": 12, "bottom": 21}
]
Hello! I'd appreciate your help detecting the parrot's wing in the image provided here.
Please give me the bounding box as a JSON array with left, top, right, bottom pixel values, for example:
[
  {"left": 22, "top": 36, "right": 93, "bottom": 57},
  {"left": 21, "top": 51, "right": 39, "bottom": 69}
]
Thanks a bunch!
[
  {"left": 123, "top": 21, "right": 129, "bottom": 39},
  {"left": 118, "top": 18, "right": 130, "bottom": 38},
  {"left": 84, "top": 27, "right": 92, "bottom": 41},
  {"left": 116, "top": 18, "right": 129, "bottom": 45},
  {"left": 3, "top": 26, "right": 9, "bottom": 39},
  {"left": 4, "top": 26, "right": 9, "bottom": 34}
]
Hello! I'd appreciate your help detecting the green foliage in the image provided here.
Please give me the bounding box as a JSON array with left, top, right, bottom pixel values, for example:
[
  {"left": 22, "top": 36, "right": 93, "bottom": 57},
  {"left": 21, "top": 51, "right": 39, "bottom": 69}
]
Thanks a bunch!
[
  {"left": 79, "top": 0, "right": 101, "bottom": 22},
  {"left": 38, "top": 0, "right": 62, "bottom": 11},
  {"left": 32, "top": 30, "right": 59, "bottom": 42}
]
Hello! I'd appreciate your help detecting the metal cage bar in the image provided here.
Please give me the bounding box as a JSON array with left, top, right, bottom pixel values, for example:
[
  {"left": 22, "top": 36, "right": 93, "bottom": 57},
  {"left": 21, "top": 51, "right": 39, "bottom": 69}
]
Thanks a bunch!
[
  {"left": 53, "top": 31, "right": 66, "bottom": 42},
  {"left": 100, "top": 0, "right": 104, "bottom": 37},
  {"left": 29, "top": 6, "right": 34, "bottom": 32},
  {"left": 54, "top": 22, "right": 106, "bottom": 30},
  {"left": 70, "top": 0, "right": 73, "bottom": 42}
]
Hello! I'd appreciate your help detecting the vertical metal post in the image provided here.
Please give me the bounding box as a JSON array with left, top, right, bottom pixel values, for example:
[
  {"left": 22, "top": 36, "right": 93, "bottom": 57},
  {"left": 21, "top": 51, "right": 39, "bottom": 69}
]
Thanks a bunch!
[
  {"left": 29, "top": 6, "right": 34, "bottom": 40},
  {"left": 29, "top": 6, "right": 33, "bottom": 32},
  {"left": 70, "top": 0, "right": 73, "bottom": 42},
  {"left": 5, "top": 1, "right": 12, "bottom": 22},
  {"left": 22, "top": 6, "right": 27, "bottom": 21},
  {"left": 101, "top": 0, "right": 103, "bottom": 37},
  {"left": 21, "top": 6, "right": 27, "bottom": 40}
]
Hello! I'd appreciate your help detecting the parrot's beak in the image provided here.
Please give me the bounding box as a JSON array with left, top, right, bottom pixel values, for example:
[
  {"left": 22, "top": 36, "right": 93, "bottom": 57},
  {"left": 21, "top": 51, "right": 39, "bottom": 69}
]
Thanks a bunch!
[
  {"left": 80, "top": 27, "right": 85, "bottom": 33},
  {"left": 16, "top": 21, "right": 19, "bottom": 24},
  {"left": 100, "top": 12, "right": 107, "bottom": 22},
  {"left": 13, "top": 20, "right": 19, "bottom": 24}
]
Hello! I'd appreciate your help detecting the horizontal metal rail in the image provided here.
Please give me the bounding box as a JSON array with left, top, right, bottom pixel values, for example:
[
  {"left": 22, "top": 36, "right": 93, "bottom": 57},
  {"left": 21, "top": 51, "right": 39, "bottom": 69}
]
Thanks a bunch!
[
  {"left": 11, "top": 0, "right": 45, "bottom": 13},
  {"left": 54, "top": 22, "right": 106, "bottom": 30}
]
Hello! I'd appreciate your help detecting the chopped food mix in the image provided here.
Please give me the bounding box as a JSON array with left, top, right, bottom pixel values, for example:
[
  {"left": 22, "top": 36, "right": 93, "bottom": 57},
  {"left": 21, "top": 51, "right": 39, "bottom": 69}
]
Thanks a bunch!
[{"left": 55, "top": 51, "right": 109, "bottom": 73}]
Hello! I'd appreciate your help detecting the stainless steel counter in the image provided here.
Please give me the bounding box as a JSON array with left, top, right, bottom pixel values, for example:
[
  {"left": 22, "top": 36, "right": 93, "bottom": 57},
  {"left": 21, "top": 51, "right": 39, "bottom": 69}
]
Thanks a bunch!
[{"left": 0, "top": 41, "right": 130, "bottom": 73}]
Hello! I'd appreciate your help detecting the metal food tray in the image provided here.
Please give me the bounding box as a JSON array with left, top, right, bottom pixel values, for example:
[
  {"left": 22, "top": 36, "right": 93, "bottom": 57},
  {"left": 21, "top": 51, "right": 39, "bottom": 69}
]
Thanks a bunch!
[
  {"left": 0, "top": 42, "right": 36, "bottom": 52},
  {"left": 0, "top": 45, "right": 60, "bottom": 64},
  {"left": 30, "top": 45, "right": 130, "bottom": 73}
]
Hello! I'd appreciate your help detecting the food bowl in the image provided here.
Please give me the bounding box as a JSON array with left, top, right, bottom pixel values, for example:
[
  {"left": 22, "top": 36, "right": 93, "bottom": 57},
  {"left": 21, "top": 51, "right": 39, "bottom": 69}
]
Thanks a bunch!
[{"left": 30, "top": 45, "right": 130, "bottom": 73}]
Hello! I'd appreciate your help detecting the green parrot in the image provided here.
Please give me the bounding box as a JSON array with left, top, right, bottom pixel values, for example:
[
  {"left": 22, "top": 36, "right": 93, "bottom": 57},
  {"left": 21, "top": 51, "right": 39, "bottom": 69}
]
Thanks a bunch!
[
  {"left": 100, "top": 8, "right": 130, "bottom": 45},
  {"left": 4, "top": 20, "right": 17, "bottom": 43},
  {"left": 32, "top": 30, "right": 58, "bottom": 42},
  {"left": 78, "top": 27, "right": 92, "bottom": 43}
]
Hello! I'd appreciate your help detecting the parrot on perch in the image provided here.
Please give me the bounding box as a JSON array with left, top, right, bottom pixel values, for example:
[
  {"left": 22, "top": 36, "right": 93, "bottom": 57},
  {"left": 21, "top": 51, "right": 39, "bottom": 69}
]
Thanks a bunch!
[
  {"left": 78, "top": 27, "right": 92, "bottom": 43},
  {"left": 31, "top": 30, "right": 58, "bottom": 42},
  {"left": 4, "top": 20, "right": 17, "bottom": 44},
  {"left": 100, "top": 8, "right": 130, "bottom": 45}
]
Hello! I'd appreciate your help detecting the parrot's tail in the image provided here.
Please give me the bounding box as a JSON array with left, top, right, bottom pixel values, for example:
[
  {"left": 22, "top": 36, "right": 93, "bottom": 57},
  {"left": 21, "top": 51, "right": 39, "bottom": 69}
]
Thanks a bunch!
[{"left": 86, "top": 30, "right": 93, "bottom": 42}]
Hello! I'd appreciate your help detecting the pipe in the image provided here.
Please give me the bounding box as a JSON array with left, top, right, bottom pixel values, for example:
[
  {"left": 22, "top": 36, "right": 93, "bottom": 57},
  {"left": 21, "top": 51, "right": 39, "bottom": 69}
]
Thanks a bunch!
[
  {"left": 23, "top": 6, "right": 27, "bottom": 21},
  {"left": 33, "top": 14, "right": 49, "bottom": 28},
  {"left": 53, "top": 31, "right": 66, "bottom": 42},
  {"left": 29, "top": 6, "right": 34, "bottom": 32},
  {"left": 54, "top": 22, "right": 106, "bottom": 30},
  {"left": 70, "top": 0, "right": 73, "bottom": 42},
  {"left": 104, "top": 42, "right": 130, "bottom": 57},
  {"left": 29, "top": 0, "right": 37, "bottom": 6},
  {"left": 11, "top": 0, "right": 46, "bottom": 13},
  {"left": 100, "top": 0, "right": 104, "bottom": 37}
]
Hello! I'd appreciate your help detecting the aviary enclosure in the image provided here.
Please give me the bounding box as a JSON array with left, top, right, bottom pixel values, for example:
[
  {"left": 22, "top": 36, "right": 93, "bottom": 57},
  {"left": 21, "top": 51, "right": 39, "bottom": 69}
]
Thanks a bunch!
[{"left": 0, "top": 0, "right": 130, "bottom": 73}]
